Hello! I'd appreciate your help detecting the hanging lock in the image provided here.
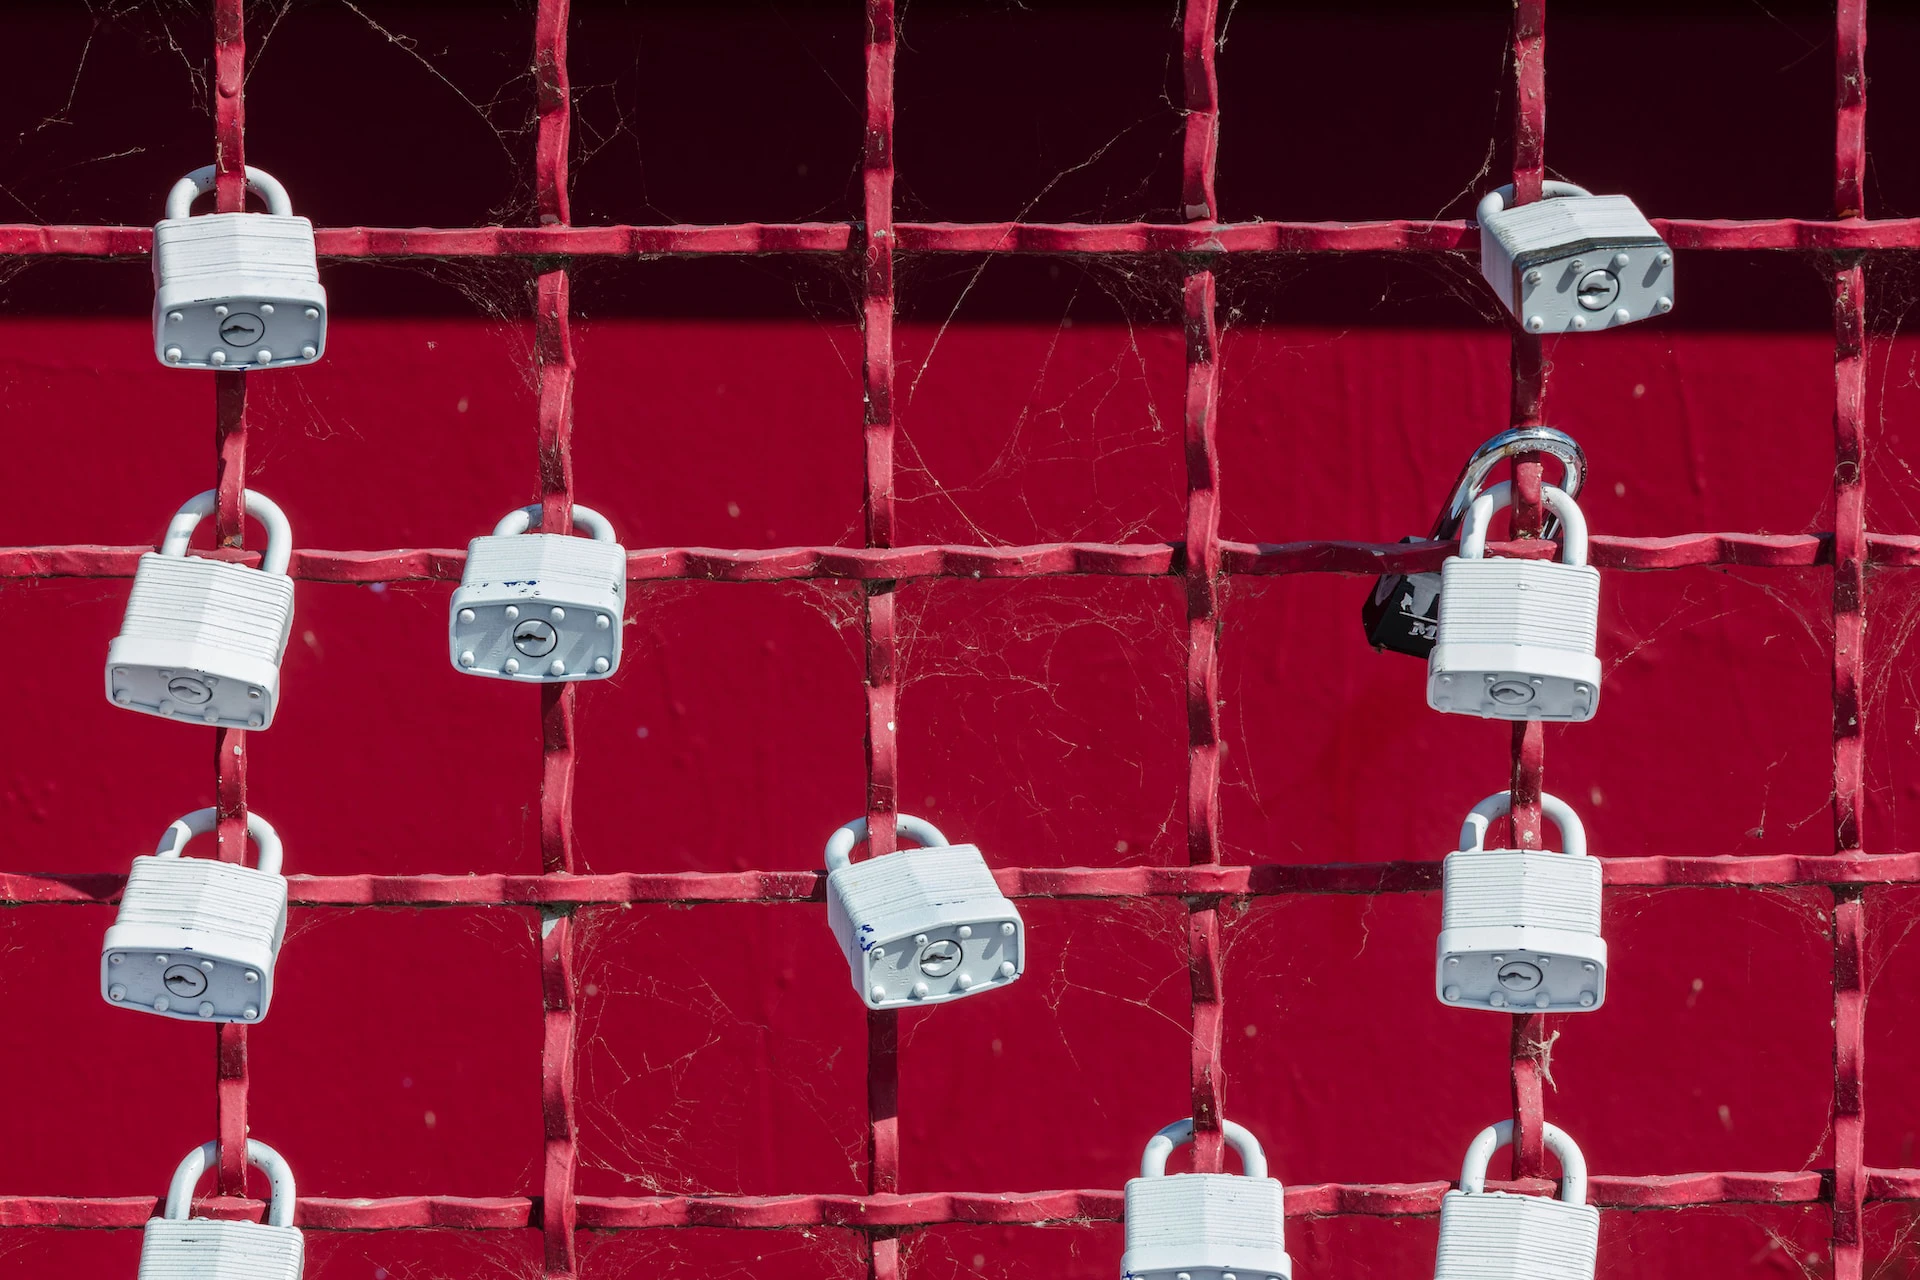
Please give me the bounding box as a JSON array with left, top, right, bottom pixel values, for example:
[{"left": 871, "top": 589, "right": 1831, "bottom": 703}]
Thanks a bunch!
[
  {"left": 1477, "top": 180, "right": 1672, "bottom": 334},
  {"left": 1362, "top": 427, "right": 1586, "bottom": 658},
  {"left": 153, "top": 165, "right": 326, "bottom": 370},
  {"left": 107, "top": 489, "right": 296, "bottom": 729},
  {"left": 824, "top": 814, "right": 1024, "bottom": 1010},
  {"left": 1434, "top": 1120, "right": 1597, "bottom": 1280},
  {"left": 1438, "top": 790, "right": 1604, "bottom": 1013},
  {"left": 103, "top": 807, "right": 289, "bottom": 1024},
  {"left": 451, "top": 504, "right": 626, "bottom": 682},
  {"left": 140, "top": 1139, "right": 304, "bottom": 1280},
  {"left": 1122, "top": 1117, "right": 1292, "bottom": 1280}
]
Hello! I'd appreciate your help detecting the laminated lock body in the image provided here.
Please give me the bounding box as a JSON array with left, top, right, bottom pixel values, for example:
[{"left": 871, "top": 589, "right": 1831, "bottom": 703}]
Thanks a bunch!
[
  {"left": 107, "top": 553, "right": 296, "bottom": 729},
  {"left": 1479, "top": 195, "right": 1671, "bottom": 333},
  {"left": 1428, "top": 557, "right": 1601, "bottom": 721},
  {"left": 153, "top": 213, "right": 326, "bottom": 370},
  {"left": 1361, "top": 559, "right": 1444, "bottom": 657},
  {"left": 451, "top": 534, "right": 627, "bottom": 682},
  {"left": 1438, "top": 849, "right": 1606, "bottom": 1013},
  {"left": 1121, "top": 1173, "right": 1292, "bottom": 1280},
  {"left": 825, "top": 845, "right": 1024, "bottom": 1009},
  {"left": 1433, "top": 1189, "right": 1599, "bottom": 1280},
  {"left": 140, "top": 1216, "right": 305, "bottom": 1280},
  {"left": 104, "top": 855, "right": 288, "bottom": 1023}
]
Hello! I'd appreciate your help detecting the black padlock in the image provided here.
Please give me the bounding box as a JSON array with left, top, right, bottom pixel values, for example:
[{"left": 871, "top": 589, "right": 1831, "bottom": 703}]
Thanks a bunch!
[{"left": 1361, "top": 427, "right": 1587, "bottom": 657}]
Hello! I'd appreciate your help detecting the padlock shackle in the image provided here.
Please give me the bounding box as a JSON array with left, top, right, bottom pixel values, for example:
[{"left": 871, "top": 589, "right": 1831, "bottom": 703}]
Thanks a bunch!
[
  {"left": 160, "top": 488, "right": 293, "bottom": 577},
  {"left": 164, "top": 1138, "right": 297, "bottom": 1227},
  {"left": 1138, "top": 1117, "right": 1268, "bottom": 1181},
  {"left": 165, "top": 165, "right": 295, "bottom": 221},
  {"left": 1431, "top": 427, "right": 1586, "bottom": 541},
  {"left": 1457, "top": 1118, "right": 1587, "bottom": 1205},
  {"left": 824, "top": 814, "right": 951, "bottom": 872},
  {"left": 1457, "top": 481, "right": 1588, "bottom": 567},
  {"left": 156, "top": 806, "right": 284, "bottom": 877},
  {"left": 1459, "top": 790, "right": 1586, "bottom": 859},
  {"left": 493, "top": 503, "right": 617, "bottom": 542},
  {"left": 1474, "top": 179, "right": 1595, "bottom": 225}
]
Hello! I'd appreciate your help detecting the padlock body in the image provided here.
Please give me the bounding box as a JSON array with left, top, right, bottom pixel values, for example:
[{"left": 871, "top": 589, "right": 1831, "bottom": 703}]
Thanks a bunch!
[
  {"left": 153, "top": 212, "right": 326, "bottom": 371},
  {"left": 108, "top": 553, "right": 296, "bottom": 729},
  {"left": 1434, "top": 1189, "right": 1598, "bottom": 1280},
  {"left": 1438, "top": 848, "right": 1605, "bottom": 1013},
  {"left": 451, "top": 534, "right": 627, "bottom": 682},
  {"left": 1479, "top": 194, "right": 1671, "bottom": 333},
  {"left": 1428, "top": 557, "right": 1600, "bottom": 721},
  {"left": 1361, "top": 556, "right": 1443, "bottom": 657},
  {"left": 104, "top": 855, "right": 287, "bottom": 1024},
  {"left": 826, "top": 845, "right": 1024, "bottom": 1009},
  {"left": 1122, "top": 1172, "right": 1292, "bottom": 1280},
  {"left": 140, "top": 1216, "right": 304, "bottom": 1280}
]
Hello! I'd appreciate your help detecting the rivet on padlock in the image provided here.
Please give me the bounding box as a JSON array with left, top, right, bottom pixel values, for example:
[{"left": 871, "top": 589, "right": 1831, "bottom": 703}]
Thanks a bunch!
[
  {"left": 106, "top": 489, "right": 296, "bottom": 729},
  {"left": 1438, "top": 790, "right": 1605, "bottom": 1014},
  {"left": 1477, "top": 180, "right": 1672, "bottom": 334},
  {"left": 1362, "top": 427, "right": 1587, "bottom": 659},
  {"left": 1122, "top": 1117, "right": 1292, "bottom": 1280},
  {"left": 1427, "top": 481, "right": 1601, "bottom": 722},
  {"left": 153, "top": 165, "right": 326, "bottom": 371},
  {"left": 450, "top": 504, "right": 626, "bottom": 683},
  {"left": 140, "top": 1138, "right": 304, "bottom": 1279},
  {"left": 1434, "top": 1120, "right": 1597, "bottom": 1280},
  {"left": 824, "top": 814, "right": 1023, "bottom": 1010},
  {"left": 103, "top": 807, "right": 289, "bottom": 1025}
]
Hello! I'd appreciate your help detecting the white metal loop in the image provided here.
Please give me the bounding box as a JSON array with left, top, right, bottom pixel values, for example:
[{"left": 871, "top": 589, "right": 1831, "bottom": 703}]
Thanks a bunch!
[
  {"left": 1138, "top": 1117, "right": 1268, "bottom": 1181},
  {"left": 155, "top": 806, "right": 284, "bottom": 878},
  {"left": 163, "top": 1138, "right": 298, "bottom": 1227},
  {"left": 1458, "top": 790, "right": 1586, "bottom": 859},
  {"left": 1457, "top": 1119, "right": 1587, "bottom": 1205},
  {"left": 159, "top": 489, "right": 293, "bottom": 577},
  {"left": 164, "top": 165, "right": 294, "bottom": 221},
  {"left": 492, "top": 503, "right": 616, "bottom": 542},
  {"left": 823, "top": 814, "right": 951, "bottom": 872},
  {"left": 1475, "top": 180, "right": 1595, "bottom": 225},
  {"left": 1457, "top": 481, "right": 1588, "bottom": 567}
]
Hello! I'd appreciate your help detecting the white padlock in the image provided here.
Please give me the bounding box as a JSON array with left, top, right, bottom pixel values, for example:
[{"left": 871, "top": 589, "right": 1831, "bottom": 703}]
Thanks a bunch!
[
  {"left": 153, "top": 165, "right": 326, "bottom": 370},
  {"left": 824, "top": 814, "right": 1024, "bottom": 1010},
  {"left": 1428, "top": 481, "right": 1600, "bottom": 722},
  {"left": 104, "top": 807, "right": 288, "bottom": 1024},
  {"left": 1477, "top": 181, "right": 1672, "bottom": 334},
  {"left": 1122, "top": 1117, "right": 1292, "bottom": 1280},
  {"left": 140, "top": 1139, "right": 304, "bottom": 1280},
  {"left": 1434, "top": 1120, "right": 1597, "bottom": 1280},
  {"left": 107, "top": 489, "right": 296, "bottom": 730},
  {"left": 451, "top": 504, "right": 626, "bottom": 682},
  {"left": 1438, "top": 790, "right": 1604, "bottom": 1013}
]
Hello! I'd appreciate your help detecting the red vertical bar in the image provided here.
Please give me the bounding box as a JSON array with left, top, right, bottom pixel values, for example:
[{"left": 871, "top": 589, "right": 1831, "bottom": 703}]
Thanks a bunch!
[
  {"left": 1831, "top": 4, "right": 1867, "bottom": 1277},
  {"left": 210, "top": 0, "right": 250, "bottom": 1202},
  {"left": 1180, "top": 0, "right": 1226, "bottom": 1176},
  {"left": 863, "top": 4, "right": 900, "bottom": 1278},
  {"left": 533, "top": 2, "right": 578, "bottom": 1274}
]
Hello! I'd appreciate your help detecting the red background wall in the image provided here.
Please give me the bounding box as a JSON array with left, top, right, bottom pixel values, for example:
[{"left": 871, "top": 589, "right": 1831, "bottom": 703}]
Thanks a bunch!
[{"left": 3, "top": 1, "right": 1920, "bottom": 1276}]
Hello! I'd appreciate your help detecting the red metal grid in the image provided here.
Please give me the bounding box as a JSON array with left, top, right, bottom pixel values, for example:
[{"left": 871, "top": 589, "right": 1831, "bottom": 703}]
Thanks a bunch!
[{"left": 0, "top": 1, "right": 1905, "bottom": 1277}]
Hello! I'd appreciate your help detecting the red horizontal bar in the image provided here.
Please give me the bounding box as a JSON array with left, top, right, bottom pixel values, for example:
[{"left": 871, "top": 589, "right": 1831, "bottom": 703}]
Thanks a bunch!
[
  {"left": 11, "top": 854, "right": 1920, "bottom": 909},
  {"left": 6, "top": 219, "right": 1920, "bottom": 261},
  {"left": 0, "top": 1169, "right": 1888, "bottom": 1231}
]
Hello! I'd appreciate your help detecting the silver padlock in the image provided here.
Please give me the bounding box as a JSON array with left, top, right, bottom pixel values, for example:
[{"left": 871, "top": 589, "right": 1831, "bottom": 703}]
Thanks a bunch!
[
  {"left": 1477, "top": 180, "right": 1672, "bottom": 334},
  {"left": 107, "top": 489, "right": 296, "bottom": 730},
  {"left": 140, "top": 1138, "right": 304, "bottom": 1280},
  {"left": 103, "top": 807, "right": 288, "bottom": 1024},
  {"left": 1122, "top": 1117, "right": 1292, "bottom": 1280},
  {"left": 153, "top": 165, "right": 326, "bottom": 370},
  {"left": 450, "top": 504, "right": 626, "bottom": 682},
  {"left": 824, "top": 814, "right": 1024, "bottom": 1009},
  {"left": 1434, "top": 1120, "right": 1597, "bottom": 1280},
  {"left": 1428, "top": 481, "right": 1601, "bottom": 721},
  {"left": 1438, "top": 790, "right": 1604, "bottom": 1013}
]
